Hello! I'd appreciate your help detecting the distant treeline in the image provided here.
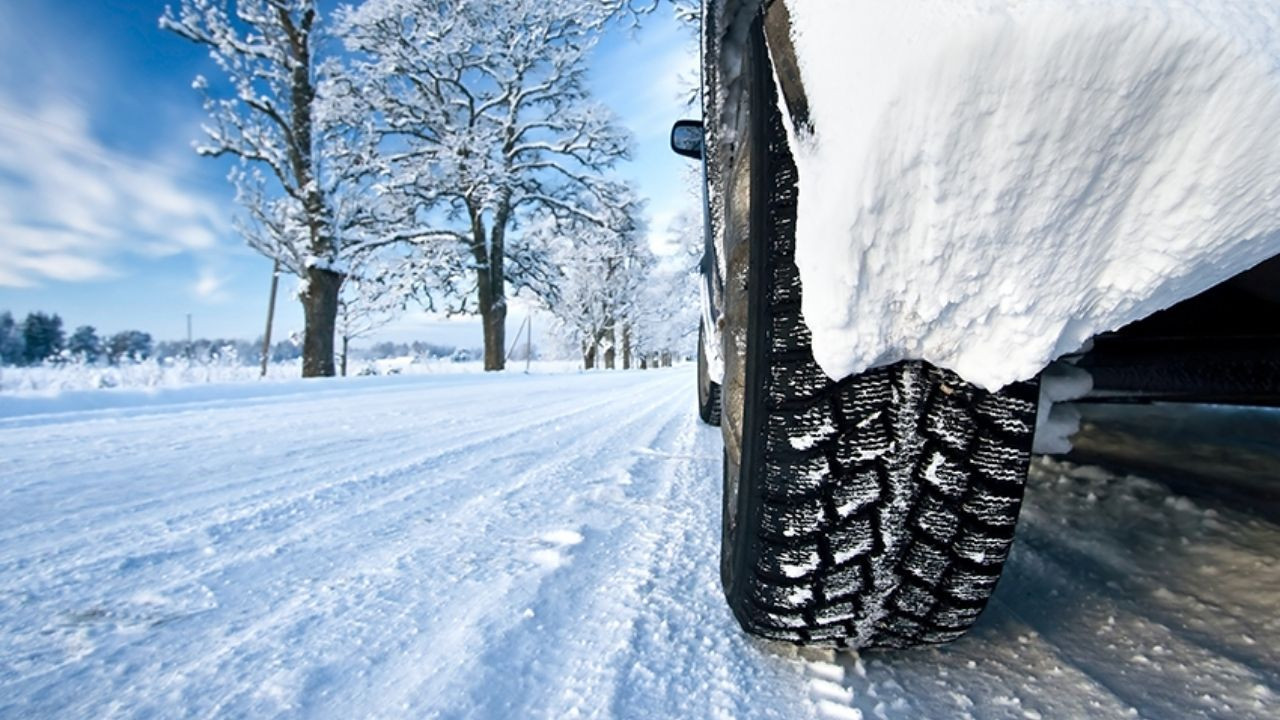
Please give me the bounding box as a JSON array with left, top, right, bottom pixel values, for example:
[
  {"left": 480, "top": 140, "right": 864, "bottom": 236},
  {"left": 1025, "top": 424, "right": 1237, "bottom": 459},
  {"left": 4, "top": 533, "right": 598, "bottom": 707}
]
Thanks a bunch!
[{"left": 0, "top": 311, "right": 472, "bottom": 367}]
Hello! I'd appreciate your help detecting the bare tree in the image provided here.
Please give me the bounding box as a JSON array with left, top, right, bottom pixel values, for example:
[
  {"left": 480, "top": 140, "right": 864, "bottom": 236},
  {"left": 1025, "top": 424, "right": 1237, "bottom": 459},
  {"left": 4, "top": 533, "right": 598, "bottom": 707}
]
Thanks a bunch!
[{"left": 333, "top": 0, "right": 641, "bottom": 371}]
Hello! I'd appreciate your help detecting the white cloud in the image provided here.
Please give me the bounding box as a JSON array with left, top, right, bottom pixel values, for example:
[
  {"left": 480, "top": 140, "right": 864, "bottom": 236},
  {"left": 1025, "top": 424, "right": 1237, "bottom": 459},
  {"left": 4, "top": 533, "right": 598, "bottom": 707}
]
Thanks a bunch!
[
  {"left": 193, "top": 267, "right": 228, "bottom": 302},
  {"left": 0, "top": 98, "right": 228, "bottom": 288}
]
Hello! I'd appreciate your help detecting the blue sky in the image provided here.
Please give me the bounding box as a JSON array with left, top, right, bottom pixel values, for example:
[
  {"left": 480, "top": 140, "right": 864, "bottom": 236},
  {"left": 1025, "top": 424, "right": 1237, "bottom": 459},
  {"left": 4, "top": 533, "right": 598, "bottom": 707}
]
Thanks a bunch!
[{"left": 0, "top": 1, "right": 698, "bottom": 348}]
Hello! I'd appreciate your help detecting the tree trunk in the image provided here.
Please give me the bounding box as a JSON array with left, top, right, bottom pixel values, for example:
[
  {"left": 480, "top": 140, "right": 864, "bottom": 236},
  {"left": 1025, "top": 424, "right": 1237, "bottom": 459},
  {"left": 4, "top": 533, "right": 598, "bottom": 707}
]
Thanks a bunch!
[
  {"left": 470, "top": 198, "right": 510, "bottom": 372},
  {"left": 603, "top": 327, "right": 616, "bottom": 370},
  {"left": 479, "top": 289, "right": 506, "bottom": 371},
  {"left": 301, "top": 266, "right": 341, "bottom": 377},
  {"left": 584, "top": 341, "right": 596, "bottom": 370},
  {"left": 622, "top": 324, "right": 632, "bottom": 370}
]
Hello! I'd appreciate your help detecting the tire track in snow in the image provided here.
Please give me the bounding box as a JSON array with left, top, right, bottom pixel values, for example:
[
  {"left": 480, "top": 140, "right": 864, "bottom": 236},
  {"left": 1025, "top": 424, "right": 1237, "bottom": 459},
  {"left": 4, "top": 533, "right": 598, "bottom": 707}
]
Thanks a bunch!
[
  {"left": 326, "top": 375, "right": 698, "bottom": 717},
  {"left": 1, "top": 373, "right": 687, "bottom": 715},
  {"left": 599, "top": 425, "right": 822, "bottom": 720},
  {"left": 0, "top": 374, "right": 660, "bottom": 578},
  {"left": 137, "top": 372, "right": 696, "bottom": 718},
  {"left": 434, "top": 405, "right": 702, "bottom": 718},
  {"left": 0, "top": 375, "right": 607, "bottom": 533}
]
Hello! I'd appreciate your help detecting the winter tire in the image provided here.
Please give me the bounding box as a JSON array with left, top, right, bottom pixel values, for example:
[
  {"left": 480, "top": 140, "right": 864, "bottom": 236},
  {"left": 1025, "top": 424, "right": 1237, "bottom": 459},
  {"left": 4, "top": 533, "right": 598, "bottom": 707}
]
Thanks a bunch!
[
  {"left": 699, "top": 322, "right": 723, "bottom": 426},
  {"left": 717, "top": 13, "right": 1040, "bottom": 649}
]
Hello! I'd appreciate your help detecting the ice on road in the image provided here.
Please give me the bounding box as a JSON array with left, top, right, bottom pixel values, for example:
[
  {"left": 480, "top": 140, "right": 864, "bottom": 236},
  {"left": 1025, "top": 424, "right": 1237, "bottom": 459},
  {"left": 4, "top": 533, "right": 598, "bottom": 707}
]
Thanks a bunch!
[{"left": 0, "top": 369, "right": 1275, "bottom": 718}]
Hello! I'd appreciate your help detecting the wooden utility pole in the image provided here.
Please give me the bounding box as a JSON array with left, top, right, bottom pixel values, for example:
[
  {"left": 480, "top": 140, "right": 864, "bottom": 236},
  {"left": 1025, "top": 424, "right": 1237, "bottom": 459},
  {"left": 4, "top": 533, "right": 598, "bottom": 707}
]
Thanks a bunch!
[
  {"left": 261, "top": 259, "right": 281, "bottom": 377},
  {"left": 506, "top": 315, "right": 529, "bottom": 363}
]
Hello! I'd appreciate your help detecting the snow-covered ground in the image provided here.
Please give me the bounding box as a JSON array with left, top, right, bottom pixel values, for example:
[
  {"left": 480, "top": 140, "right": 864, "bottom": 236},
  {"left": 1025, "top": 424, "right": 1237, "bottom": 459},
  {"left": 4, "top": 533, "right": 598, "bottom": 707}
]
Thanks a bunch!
[{"left": 0, "top": 368, "right": 1275, "bottom": 718}]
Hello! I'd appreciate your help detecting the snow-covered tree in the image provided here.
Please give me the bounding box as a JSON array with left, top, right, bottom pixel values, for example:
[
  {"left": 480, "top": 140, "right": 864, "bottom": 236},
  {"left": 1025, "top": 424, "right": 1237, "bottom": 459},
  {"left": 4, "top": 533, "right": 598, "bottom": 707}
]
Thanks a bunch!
[
  {"left": 21, "top": 312, "right": 65, "bottom": 365},
  {"left": 630, "top": 266, "right": 698, "bottom": 366},
  {"left": 332, "top": 0, "right": 641, "bottom": 371},
  {"left": 629, "top": 205, "right": 701, "bottom": 367},
  {"left": 0, "top": 312, "right": 23, "bottom": 366},
  {"left": 107, "top": 330, "right": 155, "bottom": 365},
  {"left": 68, "top": 326, "right": 103, "bottom": 364},
  {"left": 162, "top": 0, "right": 372, "bottom": 377},
  {"left": 547, "top": 217, "right": 654, "bottom": 370},
  {"left": 335, "top": 261, "right": 406, "bottom": 376}
]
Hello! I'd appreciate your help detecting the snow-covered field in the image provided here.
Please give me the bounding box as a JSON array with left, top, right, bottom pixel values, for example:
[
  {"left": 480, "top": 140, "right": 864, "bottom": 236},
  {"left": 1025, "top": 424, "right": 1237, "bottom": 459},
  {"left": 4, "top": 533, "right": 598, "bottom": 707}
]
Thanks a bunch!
[
  {"left": 0, "top": 368, "right": 1275, "bottom": 718},
  {"left": 0, "top": 358, "right": 582, "bottom": 395}
]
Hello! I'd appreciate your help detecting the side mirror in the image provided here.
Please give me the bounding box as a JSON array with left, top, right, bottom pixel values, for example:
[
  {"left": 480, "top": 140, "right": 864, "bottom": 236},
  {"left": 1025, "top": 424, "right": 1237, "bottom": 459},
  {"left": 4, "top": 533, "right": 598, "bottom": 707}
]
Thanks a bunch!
[{"left": 670, "top": 119, "right": 704, "bottom": 160}]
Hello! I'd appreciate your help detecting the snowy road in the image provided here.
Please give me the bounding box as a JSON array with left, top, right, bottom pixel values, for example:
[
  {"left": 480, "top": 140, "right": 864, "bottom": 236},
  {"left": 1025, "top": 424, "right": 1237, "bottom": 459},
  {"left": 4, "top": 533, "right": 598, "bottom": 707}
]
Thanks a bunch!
[{"left": 0, "top": 369, "right": 1276, "bottom": 719}]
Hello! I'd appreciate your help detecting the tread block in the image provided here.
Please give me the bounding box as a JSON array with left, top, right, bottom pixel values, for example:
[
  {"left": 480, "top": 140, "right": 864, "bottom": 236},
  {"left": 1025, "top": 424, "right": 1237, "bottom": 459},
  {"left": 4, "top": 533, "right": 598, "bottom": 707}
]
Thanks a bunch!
[
  {"left": 829, "top": 518, "right": 875, "bottom": 565},
  {"left": 756, "top": 544, "right": 821, "bottom": 582},
  {"left": 952, "top": 531, "right": 1013, "bottom": 567},
  {"left": 914, "top": 495, "right": 961, "bottom": 544},
  {"left": 837, "top": 378, "right": 896, "bottom": 419},
  {"left": 932, "top": 605, "right": 985, "bottom": 629},
  {"left": 758, "top": 497, "right": 826, "bottom": 540},
  {"left": 764, "top": 401, "right": 838, "bottom": 455},
  {"left": 767, "top": 358, "right": 834, "bottom": 405},
  {"left": 921, "top": 628, "right": 967, "bottom": 644},
  {"left": 831, "top": 468, "right": 881, "bottom": 518},
  {"left": 832, "top": 423, "right": 894, "bottom": 469},
  {"left": 762, "top": 455, "right": 831, "bottom": 500},
  {"left": 971, "top": 435, "right": 1031, "bottom": 486},
  {"left": 883, "top": 615, "right": 926, "bottom": 642},
  {"left": 893, "top": 581, "right": 941, "bottom": 618},
  {"left": 923, "top": 395, "right": 977, "bottom": 453},
  {"left": 942, "top": 568, "right": 1001, "bottom": 603},
  {"left": 974, "top": 393, "right": 1036, "bottom": 436},
  {"left": 903, "top": 541, "right": 950, "bottom": 586},
  {"left": 805, "top": 625, "right": 853, "bottom": 643},
  {"left": 918, "top": 449, "right": 970, "bottom": 500},
  {"left": 751, "top": 581, "right": 815, "bottom": 611},
  {"left": 960, "top": 493, "right": 1023, "bottom": 526},
  {"left": 769, "top": 307, "right": 813, "bottom": 355},
  {"left": 822, "top": 564, "right": 866, "bottom": 601},
  {"left": 814, "top": 601, "right": 858, "bottom": 626},
  {"left": 769, "top": 262, "right": 803, "bottom": 306}
]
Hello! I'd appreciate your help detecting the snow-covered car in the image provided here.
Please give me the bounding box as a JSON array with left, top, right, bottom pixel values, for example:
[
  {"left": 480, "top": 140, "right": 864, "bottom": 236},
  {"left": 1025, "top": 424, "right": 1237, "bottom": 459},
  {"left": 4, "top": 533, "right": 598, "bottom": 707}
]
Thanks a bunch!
[{"left": 672, "top": 0, "right": 1280, "bottom": 649}]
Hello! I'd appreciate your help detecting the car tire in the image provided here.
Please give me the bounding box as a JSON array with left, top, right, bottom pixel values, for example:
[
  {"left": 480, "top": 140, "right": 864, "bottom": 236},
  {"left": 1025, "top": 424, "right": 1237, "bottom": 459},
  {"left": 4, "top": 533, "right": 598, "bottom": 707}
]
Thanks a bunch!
[{"left": 717, "top": 13, "right": 1040, "bottom": 649}]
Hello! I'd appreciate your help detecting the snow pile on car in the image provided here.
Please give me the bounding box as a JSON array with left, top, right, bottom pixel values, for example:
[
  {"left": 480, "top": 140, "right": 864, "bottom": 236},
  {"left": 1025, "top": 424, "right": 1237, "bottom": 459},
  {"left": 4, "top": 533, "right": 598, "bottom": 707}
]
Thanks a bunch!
[{"left": 783, "top": 0, "right": 1280, "bottom": 390}]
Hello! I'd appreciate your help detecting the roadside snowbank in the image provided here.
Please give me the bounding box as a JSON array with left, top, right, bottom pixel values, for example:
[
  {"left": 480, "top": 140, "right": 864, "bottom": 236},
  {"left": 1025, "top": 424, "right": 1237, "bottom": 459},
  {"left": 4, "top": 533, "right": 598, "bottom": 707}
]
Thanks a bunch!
[
  {"left": 0, "top": 360, "right": 303, "bottom": 395},
  {"left": 784, "top": 0, "right": 1280, "bottom": 390},
  {"left": 0, "top": 358, "right": 582, "bottom": 402}
]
